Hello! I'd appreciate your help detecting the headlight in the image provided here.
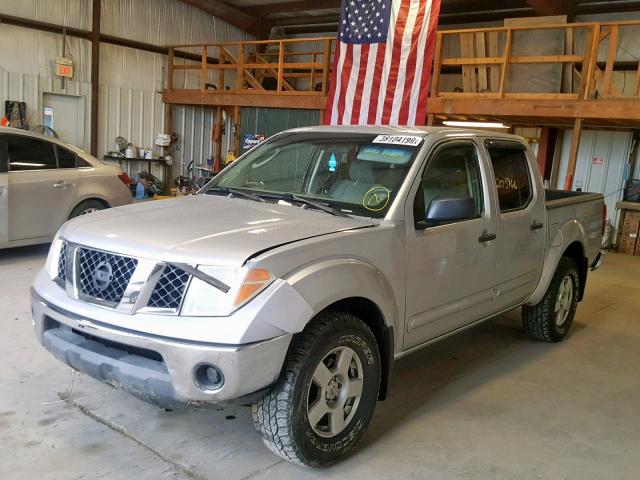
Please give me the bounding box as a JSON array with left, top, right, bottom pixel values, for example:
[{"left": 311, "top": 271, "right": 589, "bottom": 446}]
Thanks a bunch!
[
  {"left": 180, "top": 266, "right": 273, "bottom": 316},
  {"left": 45, "top": 230, "right": 65, "bottom": 280}
]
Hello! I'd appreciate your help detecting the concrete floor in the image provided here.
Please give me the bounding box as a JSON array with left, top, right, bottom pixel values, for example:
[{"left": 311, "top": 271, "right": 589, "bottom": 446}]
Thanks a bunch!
[{"left": 1, "top": 246, "right": 638, "bottom": 480}]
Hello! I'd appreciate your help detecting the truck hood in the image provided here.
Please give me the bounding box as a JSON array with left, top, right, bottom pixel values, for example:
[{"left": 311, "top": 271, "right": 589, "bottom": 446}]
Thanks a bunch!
[{"left": 62, "top": 194, "right": 375, "bottom": 266}]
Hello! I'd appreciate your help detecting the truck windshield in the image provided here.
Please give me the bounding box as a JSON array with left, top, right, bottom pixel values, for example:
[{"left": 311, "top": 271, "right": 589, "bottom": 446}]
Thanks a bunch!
[{"left": 204, "top": 132, "right": 423, "bottom": 218}]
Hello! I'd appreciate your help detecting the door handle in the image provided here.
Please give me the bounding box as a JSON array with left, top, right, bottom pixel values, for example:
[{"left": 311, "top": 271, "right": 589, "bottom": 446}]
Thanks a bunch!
[
  {"left": 478, "top": 231, "right": 497, "bottom": 243},
  {"left": 530, "top": 221, "right": 544, "bottom": 231},
  {"left": 52, "top": 181, "right": 70, "bottom": 188}
]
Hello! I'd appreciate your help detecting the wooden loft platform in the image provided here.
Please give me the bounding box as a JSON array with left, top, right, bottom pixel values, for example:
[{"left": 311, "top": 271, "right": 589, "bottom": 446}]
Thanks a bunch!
[
  {"left": 428, "top": 20, "right": 640, "bottom": 130},
  {"left": 162, "top": 37, "right": 334, "bottom": 111}
]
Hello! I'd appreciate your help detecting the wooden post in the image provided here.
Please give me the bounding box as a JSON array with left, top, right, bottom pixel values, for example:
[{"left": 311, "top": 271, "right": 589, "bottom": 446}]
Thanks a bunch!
[
  {"left": 201, "top": 45, "right": 207, "bottom": 94},
  {"left": 163, "top": 103, "right": 174, "bottom": 184},
  {"left": 236, "top": 43, "right": 244, "bottom": 91},
  {"left": 167, "top": 47, "right": 174, "bottom": 91},
  {"left": 564, "top": 117, "right": 583, "bottom": 191},
  {"left": 310, "top": 52, "right": 316, "bottom": 92},
  {"left": 499, "top": 29, "right": 513, "bottom": 98},
  {"left": 602, "top": 24, "right": 619, "bottom": 97},
  {"left": 322, "top": 39, "right": 331, "bottom": 94},
  {"left": 277, "top": 41, "right": 285, "bottom": 93},
  {"left": 583, "top": 23, "right": 601, "bottom": 100},
  {"left": 430, "top": 33, "right": 443, "bottom": 98},
  {"left": 215, "top": 106, "right": 223, "bottom": 167},
  {"left": 218, "top": 47, "right": 225, "bottom": 91},
  {"left": 90, "top": 0, "right": 100, "bottom": 156},
  {"left": 635, "top": 60, "right": 640, "bottom": 97},
  {"left": 233, "top": 105, "right": 241, "bottom": 155}
]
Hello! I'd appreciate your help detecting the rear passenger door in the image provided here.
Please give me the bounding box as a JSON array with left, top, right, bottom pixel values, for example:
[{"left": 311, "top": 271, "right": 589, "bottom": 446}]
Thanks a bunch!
[
  {"left": 484, "top": 140, "right": 545, "bottom": 311},
  {"left": 7, "top": 135, "right": 78, "bottom": 241}
]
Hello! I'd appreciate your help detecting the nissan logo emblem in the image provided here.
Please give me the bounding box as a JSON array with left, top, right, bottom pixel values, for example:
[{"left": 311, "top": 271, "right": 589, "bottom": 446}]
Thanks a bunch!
[{"left": 92, "top": 261, "right": 113, "bottom": 292}]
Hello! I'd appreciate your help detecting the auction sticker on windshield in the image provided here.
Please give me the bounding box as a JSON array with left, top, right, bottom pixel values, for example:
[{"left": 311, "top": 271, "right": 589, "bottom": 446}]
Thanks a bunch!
[{"left": 372, "top": 135, "right": 423, "bottom": 146}]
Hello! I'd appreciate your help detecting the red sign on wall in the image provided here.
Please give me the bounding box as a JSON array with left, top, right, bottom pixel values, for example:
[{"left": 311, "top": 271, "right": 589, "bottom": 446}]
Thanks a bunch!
[{"left": 592, "top": 157, "right": 604, "bottom": 165}]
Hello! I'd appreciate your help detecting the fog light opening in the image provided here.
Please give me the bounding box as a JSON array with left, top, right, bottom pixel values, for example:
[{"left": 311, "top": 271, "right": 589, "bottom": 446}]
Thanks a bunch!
[{"left": 194, "top": 364, "right": 225, "bottom": 392}]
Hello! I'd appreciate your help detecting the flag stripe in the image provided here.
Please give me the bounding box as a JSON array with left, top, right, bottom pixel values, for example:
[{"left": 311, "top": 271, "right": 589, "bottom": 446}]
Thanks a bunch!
[
  {"left": 350, "top": 44, "right": 371, "bottom": 124},
  {"left": 336, "top": 44, "right": 355, "bottom": 124},
  {"left": 358, "top": 43, "right": 378, "bottom": 125},
  {"left": 407, "top": 0, "right": 432, "bottom": 124},
  {"left": 380, "top": 0, "right": 412, "bottom": 125},
  {"left": 399, "top": 0, "right": 428, "bottom": 125},
  {"left": 366, "top": 44, "right": 388, "bottom": 125}
]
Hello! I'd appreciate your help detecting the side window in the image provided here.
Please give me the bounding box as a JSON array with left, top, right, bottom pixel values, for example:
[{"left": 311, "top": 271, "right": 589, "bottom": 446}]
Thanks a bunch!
[
  {"left": 414, "top": 144, "right": 484, "bottom": 227},
  {"left": 77, "top": 156, "right": 92, "bottom": 168},
  {"left": 0, "top": 136, "right": 7, "bottom": 173},
  {"left": 56, "top": 145, "right": 77, "bottom": 168},
  {"left": 486, "top": 142, "right": 532, "bottom": 212},
  {"left": 7, "top": 136, "right": 57, "bottom": 171}
]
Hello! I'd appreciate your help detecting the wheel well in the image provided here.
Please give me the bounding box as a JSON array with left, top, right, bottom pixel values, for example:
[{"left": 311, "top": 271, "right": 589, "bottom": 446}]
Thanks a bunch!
[
  {"left": 323, "top": 297, "right": 393, "bottom": 401},
  {"left": 562, "top": 241, "right": 588, "bottom": 301},
  {"left": 69, "top": 198, "right": 110, "bottom": 218}
]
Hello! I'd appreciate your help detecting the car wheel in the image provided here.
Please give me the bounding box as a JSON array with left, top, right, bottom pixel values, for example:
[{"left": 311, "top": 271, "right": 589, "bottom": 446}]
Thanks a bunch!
[
  {"left": 523, "top": 257, "right": 580, "bottom": 343},
  {"left": 252, "top": 311, "right": 380, "bottom": 467},
  {"left": 69, "top": 200, "right": 106, "bottom": 219}
]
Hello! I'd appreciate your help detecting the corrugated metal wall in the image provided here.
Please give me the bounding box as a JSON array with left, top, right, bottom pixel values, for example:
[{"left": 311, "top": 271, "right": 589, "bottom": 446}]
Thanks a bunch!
[
  {"left": 0, "top": 0, "right": 252, "bottom": 178},
  {"left": 240, "top": 107, "right": 321, "bottom": 152},
  {"left": 555, "top": 129, "right": 632, "bottom": 239}
]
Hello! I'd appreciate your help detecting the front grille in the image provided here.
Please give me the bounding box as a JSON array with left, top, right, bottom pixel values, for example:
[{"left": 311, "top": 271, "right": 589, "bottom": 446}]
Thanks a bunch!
[
  {"left": 57, "top": 242, "right": 68, "bottom": 281},
  {"left": 148, "top": 265, "right": 191, "bottom": 310},
  {"left": 77, "top": 248, "right": 138, "bottom": 305}
]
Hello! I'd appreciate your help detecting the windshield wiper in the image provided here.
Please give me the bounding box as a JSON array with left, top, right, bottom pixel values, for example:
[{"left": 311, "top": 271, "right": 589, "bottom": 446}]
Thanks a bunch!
[
  {"left": 278, "top": 193, "right": 349, "bottom": 217},
  {"left": 206, "top": 186, "right": 266, "bottom": 203}
]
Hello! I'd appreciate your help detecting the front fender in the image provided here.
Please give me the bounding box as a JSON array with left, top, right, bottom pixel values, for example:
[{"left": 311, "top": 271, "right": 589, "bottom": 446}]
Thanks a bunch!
[
  {"left": 283, "top": 258, "right": 399, "bottom": 333},
  {"left": 526, "top": 219, "right": 586, "bottom": 306}
]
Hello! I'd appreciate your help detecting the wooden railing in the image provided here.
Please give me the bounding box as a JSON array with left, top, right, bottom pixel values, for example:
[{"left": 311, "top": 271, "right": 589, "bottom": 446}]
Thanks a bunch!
[
  {"left": 165, "top": 37, "right": 335, "bottom": 99},
  {"left": 431, "top": 20, "right": 640, "bottom": 101}
]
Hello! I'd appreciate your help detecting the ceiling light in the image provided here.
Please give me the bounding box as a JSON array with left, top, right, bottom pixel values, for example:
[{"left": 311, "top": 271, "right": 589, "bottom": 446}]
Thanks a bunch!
[{"left": 443, "top": 121, "right": 509, "bottom": 129}]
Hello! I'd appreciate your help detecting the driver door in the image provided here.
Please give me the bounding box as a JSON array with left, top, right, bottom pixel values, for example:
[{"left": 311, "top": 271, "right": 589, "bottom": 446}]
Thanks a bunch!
[{"left": 404, "top": 141, "right": 498, "bottom": 349}]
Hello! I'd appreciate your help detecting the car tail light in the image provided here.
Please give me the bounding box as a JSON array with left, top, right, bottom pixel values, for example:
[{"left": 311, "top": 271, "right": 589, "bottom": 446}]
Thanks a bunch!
[
  {"left": 118, "top": 172, "right": 131, "bottom": 186},
  {"left": 602, "top": 204, "right": 607, "bottom": 237}
]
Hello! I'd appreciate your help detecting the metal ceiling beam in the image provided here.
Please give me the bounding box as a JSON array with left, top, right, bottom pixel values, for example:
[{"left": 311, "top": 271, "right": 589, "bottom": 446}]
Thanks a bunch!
[
  {"left": 252, "top": 0, "right": 339, "bottom": 16},
  {"left": 526, "top": 0, "right": 576, "bottom": 16},
  {"left": 179, "top": 0, "right": 267, "bottom": 37}
]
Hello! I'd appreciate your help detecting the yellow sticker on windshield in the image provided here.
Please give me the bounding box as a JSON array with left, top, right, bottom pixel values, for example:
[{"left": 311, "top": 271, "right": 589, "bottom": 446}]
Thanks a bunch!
[{"left": 363, "top": 186, "right": 391, "bottom": 212}]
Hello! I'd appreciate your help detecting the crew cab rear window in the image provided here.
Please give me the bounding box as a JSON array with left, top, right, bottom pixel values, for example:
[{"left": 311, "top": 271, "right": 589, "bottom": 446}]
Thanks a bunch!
[
  {"left": 485, "top": 141, "right": 532, "bottom": 212},
  {"left": 6, "top": 136, "right": 57, "bottom": 171}
]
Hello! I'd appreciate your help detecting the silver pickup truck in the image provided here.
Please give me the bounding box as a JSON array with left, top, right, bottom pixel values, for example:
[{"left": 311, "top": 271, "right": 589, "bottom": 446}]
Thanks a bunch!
[{"left": 31, "top": 126, "right": 605, "bottom": 467}]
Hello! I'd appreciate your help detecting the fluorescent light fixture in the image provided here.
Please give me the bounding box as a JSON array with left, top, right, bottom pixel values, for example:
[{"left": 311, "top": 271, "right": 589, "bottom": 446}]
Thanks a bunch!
[{"left": 443, "top": 121, "right": 509, "bottom": 129}]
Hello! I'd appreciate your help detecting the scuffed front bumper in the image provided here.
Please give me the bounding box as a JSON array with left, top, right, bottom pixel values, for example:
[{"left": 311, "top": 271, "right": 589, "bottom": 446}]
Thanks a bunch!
[{"left": 31, "top": 289, "right": 292, "bottom": 409}]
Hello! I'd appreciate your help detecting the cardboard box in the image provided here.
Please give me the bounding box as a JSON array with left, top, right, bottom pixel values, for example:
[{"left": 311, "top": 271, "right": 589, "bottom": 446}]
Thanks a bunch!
[{"left": 619, "top": 210, "right": 640, "bottom": 255}]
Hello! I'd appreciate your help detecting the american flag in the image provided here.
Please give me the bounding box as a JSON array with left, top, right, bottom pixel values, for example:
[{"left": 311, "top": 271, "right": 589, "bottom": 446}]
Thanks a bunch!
[{"left": 324, "top": 0, "right": 441, "bottom": 127}]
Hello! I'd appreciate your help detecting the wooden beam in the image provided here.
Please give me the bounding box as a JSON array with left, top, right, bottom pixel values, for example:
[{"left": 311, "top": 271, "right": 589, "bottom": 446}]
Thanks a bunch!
[
  {"left": 427, "top": 97, "right": 640, "bottom": 122},
  {"left": 90, "top": 0, "right": 100, "bottom": 156},
  {"left": 271, "top": 14, "right": 339, "bottom": 26},
  {"left": 178, "top": 0, "right": 265, "bottom": 37},
  {"left": 602, "top": 25, "right": 619, "bottom": 97},
  {"left": 564, "top": 117, "right": 583, "bottom": 191},
  {"left": 163, "top": 90, "right": 326, "bottom": 110}
]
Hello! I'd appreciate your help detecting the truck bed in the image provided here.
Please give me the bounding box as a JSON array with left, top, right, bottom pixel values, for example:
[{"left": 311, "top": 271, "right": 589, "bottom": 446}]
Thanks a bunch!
[{"left": 545, "top": 189, "right": 604, "bottom": 210}]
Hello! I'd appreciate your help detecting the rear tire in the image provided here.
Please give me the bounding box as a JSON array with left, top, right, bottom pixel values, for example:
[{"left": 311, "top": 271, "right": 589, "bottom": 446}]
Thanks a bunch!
[
  {"left": 252, "top": 311, "right": 380, "bottom": 468},
  {"left": 523, "top": 257, "right": 580, "bottom": 343},
  {"left": 69, "top": 199, "right": 106, "bottom": 219}
]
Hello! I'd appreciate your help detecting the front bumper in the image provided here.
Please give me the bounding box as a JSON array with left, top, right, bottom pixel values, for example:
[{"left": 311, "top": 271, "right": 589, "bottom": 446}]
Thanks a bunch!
[{"left": 31, "top": 289, "right": 292, "bottom": 409}]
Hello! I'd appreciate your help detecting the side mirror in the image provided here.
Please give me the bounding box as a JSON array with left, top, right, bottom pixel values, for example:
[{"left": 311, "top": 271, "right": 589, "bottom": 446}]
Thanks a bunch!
[{"left": 425, "top": 196, "right": 477, "bottom": 225}]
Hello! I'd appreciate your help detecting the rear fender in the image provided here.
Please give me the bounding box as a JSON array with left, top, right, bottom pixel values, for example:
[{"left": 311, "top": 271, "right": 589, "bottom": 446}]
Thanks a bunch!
[{"left": 526, "top": 219, "right": 586, "bottom": 306}]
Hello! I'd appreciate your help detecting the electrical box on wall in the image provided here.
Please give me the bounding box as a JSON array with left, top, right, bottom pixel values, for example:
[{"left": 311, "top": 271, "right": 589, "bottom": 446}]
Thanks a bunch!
[{"left": 55, "top": 57, "right": 74, "bottom": 78}]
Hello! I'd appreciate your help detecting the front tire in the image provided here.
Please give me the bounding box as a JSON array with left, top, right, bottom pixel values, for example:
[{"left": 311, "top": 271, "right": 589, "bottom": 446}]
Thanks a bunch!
[
  {"left": 69, "top": 199, "right": 106, "bottom": 219},
  {"left": 252, "top": 311, "right": 380, "bottom": 468},
  {"left": 523, "top": 257, "right": 580, "bottom": 343}
]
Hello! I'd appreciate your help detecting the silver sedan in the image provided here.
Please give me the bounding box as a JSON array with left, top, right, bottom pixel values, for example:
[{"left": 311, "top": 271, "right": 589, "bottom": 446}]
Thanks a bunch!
[{"left": 0, "top": 127, "right": 132, "bottom": 248}]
